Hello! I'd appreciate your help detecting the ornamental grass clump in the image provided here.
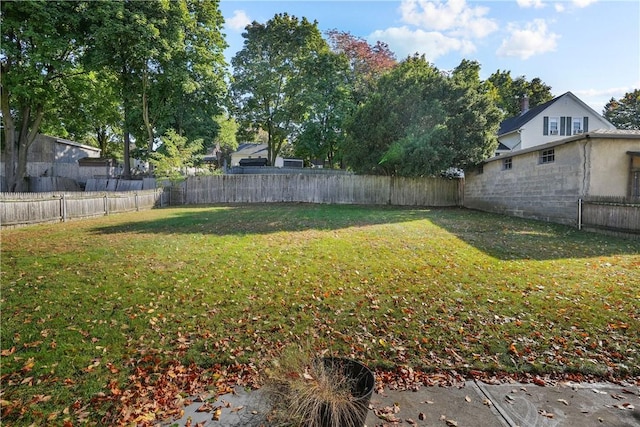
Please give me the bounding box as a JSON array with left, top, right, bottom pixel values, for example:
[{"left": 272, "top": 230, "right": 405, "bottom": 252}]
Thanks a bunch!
[{"left": 264, "top": 348, "right": 371, "bottom": 427}]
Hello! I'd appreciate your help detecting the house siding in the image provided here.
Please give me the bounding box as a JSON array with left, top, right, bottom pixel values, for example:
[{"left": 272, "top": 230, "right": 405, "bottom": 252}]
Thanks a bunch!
[
  {"left": 464, "top": 134, "right": 640, "bottom": 226},
  {"left": 589, "top": 139, "right": 639, "bottom": 196},
  {"left": 498, "top": 92, "right": 616, "bottom": 153}
]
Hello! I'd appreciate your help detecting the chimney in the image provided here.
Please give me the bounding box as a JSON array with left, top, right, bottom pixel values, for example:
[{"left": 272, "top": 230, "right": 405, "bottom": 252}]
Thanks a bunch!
[{"left": 520, "top": 94, "right": 529, "bottom": 115}]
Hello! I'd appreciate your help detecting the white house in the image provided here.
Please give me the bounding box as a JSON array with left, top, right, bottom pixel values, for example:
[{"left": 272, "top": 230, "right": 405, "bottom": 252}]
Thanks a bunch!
[{"left": 496, "top": 92, "right": 616, "bottom": 155}]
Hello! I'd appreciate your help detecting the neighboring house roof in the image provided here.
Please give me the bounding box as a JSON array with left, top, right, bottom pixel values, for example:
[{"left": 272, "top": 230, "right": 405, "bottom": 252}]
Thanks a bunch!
[
  {"left": 50, "top": 136, "right": 101, "bottom": 154},
  {"left": 497, "top": 91, "right": 614, "bottom": 137},
  {"left": 496, "top": 142, "right": 511, "bottom": 151},
  {"left": 233, "top": 143, "right": 268, "bottom": 157},
  {"left": 486, "top": 129, "right": 640, "bottom": 162},
  {"left": 498, "top": 97, "right": 559, "bottom": 136}
]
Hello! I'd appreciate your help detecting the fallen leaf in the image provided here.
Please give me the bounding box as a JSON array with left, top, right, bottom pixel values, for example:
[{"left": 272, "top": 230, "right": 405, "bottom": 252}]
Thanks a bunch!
[
  {"left": 465, "top": 395, "right": 471, "bottom": 403},
  {"left": 557, "top": 399, "right": 569, "bottom": 406},
  {"left": 212, "top": 407, "right": 222, "bottom": 420},
  {"left": 538, "top": 409, "right": 554, "bottom": 418}
]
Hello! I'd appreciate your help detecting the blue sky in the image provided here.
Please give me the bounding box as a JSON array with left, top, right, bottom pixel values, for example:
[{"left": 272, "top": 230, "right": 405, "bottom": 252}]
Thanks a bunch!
[{"left": 219, "top": 0, "right": 639, "bottom": 114}]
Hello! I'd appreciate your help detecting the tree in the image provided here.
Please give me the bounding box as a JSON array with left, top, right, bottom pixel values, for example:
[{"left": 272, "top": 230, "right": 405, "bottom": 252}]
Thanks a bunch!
[
  {"left": 85, "top": 0, "right": 228, "bottom": 177},
  {"left": 603, "top": 89, "right": 640, "bottom": 130},
  {"left": 294, "top": 51, "right": 353, "bottom": 168},
  {"left": 487, "top": 70, "right": 553, "bottom": 117},
  {"left": 211, "top": 114, "right": 239, "bottom": 168},
  {"left": 231, "top": 13, "right": 329, "bottom": 166},
  {"left": 150, "top": 129, "right": 202, "bottom": 182},
  {"left": 344, "top": 56, "right": 446, "bottom": 175},
  {"left": 325, "top": 29, "right": 396, "bottom": 105},
  {"left": 1, "top": 1, "right": 89, "bottom": 191},
  {"left": 41, "top": 69, "right": 123, "bottom": 159},
  {"left": 137, "top": 0, "right": 228, "bottom": 153},
  {"left": 343, "top": 56, "right": 500, "bottom": 176}
]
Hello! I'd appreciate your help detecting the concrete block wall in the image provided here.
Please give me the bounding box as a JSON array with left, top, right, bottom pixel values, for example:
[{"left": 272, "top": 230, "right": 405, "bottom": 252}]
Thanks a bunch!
[{"left": 464, "top": 142, "right": 583, "bottom": 226}]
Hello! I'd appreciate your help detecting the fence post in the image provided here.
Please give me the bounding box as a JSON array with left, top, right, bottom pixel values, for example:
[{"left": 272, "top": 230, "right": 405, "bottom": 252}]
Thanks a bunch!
[
  {"left": 104, "top": 193, "right": 108, "bottom": 215},
  {"left": 61, "top": 194, "right": 67, "bottom": 222},
  {"left": 135, "top": 192, "right": 139, "bottom": 211}
]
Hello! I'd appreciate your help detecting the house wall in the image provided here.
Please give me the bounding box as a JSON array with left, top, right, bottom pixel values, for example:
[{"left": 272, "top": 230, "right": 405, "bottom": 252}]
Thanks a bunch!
[
  {"left": 465, "top": 135, "right": 640, "bottom": 226},
  {"left": 520, "top": 96, "right": 614, "bottom": 150},
  {"left": 588, "top": 138, "right": 640, "bottom": 197},
  {"left": 1, "top": 135, "right": 103, "bottom": 189},
  {"left": 465, "top": 142, "right": 583, "bottom": 225}
]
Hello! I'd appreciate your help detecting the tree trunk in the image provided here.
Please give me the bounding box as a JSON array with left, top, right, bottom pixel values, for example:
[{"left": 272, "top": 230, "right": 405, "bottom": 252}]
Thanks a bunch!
[
  {"left": 123, "top": 131, "right": 131, "bottom": 179},
  {"left": 1, "top": 84, "right": 44, "bottom": 192},
  {"left": 142, "top": 70, "right": 154, "bottom": 153}
]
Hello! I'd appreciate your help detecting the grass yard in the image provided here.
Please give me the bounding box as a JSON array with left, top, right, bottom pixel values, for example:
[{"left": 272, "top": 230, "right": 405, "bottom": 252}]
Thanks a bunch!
[{"left": 1, "top": 204, "right": 639, "bottom": 425}]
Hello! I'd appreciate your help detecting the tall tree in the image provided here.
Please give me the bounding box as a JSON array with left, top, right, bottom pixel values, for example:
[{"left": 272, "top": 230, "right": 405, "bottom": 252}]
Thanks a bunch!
[
  {"left": 86, "top": 0, "right": 227, "bottom": 177},
  {"left": 294, "top": 50, "right": 353, "bottom": 168},
  {"left": 487, "top": 70, "right": 553, "bottom": 117},
  {"left": 41, "top": 69, "right": 123, "bottom": 159},
  {"left": 85, "top": 1, "right": 168, "bottom": 178},
  {"left": 344, "top": 55, "right": 445, "bottom": 175},
  {"left": 325, "top": 29, "right": 396, "bottom": 105},
  {"left": 1, "top": 1, "right": 89, "bottom": 191},
  {"left": 139, "top": 0, "right": 228, "bottom": 152},
  {"left": 603, "top": 89, "right": 640, "bottom": 130},
  {"left": 231, "top": 13, "right": 329, "bottom": 165},
  {"left": 344, "top": 56, "right": 500, "bottom": 176}
]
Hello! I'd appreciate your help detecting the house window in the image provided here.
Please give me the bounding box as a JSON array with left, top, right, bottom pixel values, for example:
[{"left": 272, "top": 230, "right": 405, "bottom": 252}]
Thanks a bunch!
[
  {"left": 572, "top": 117, "right": 584, "bottom": 135},
  {"left": 549, "top": 117, "right": 559, "bottom": 135},
  {"left": 539, "top": 149, "right": 555, "bottom": 164},
  {"left": 503, "top": 157, "right": 512, "bottom": 170}
]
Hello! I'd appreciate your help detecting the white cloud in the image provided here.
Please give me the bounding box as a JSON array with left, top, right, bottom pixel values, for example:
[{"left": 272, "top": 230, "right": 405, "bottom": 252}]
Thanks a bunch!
[
  {"left": 369, "top": 26, "right": 475, "bottom": 61},
  {"left": 517, "top": 0, "right": 545, "bottom": 9},
  {"left": 398, "top": 0, "right": 498, "bottom": 38},
  {"left": 496, "top": 19, "right": 559, "bottom": 60},
  {"left": 226, "top": 10, "right": 251, "bottom": 32},
  {"left": 554, "top": 3, "right": 565, "bottom": 12},
  {"left": 572, "top": 0, "right": 597, "bottom": 8}
]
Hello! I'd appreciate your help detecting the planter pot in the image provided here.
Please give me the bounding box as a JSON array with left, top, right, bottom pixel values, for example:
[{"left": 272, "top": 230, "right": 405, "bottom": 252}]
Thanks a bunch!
[{"left": 316, "top": 357, "right": 375, "bottom": 427}]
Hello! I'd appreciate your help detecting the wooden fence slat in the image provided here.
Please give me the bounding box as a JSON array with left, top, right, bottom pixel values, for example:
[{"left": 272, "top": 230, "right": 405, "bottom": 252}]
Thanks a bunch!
[
  {"left": 1, "top": 189, "right": 164, "bottom": 228},
  {"left": 581, "top": 197, "right": 640, "bottom": 235},
  {"left": 182, "top": 174, "right": 461, "bottom": 207}
]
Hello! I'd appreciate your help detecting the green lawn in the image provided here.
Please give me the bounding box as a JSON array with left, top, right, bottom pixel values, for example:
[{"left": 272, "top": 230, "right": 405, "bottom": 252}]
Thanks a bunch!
[{"left": 2, "top": 204, "right": 639, "bottom": 425}]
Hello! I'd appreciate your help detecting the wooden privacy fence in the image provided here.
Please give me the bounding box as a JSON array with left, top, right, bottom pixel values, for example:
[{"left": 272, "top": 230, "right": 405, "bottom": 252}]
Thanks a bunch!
[
  {"left": 0, "top": 189, "right": 167, "bottom": 228},
  {"left": 180, "top": 174, "right": 463, "bottom": 206},
  {"left": 579, "top": 196, "right": 640, "bottom": 236}
]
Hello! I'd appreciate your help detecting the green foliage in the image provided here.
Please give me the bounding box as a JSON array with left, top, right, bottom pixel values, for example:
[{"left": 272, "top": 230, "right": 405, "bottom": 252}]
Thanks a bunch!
[
  {"left": 40, "top": 69, "right": 123, "bottom": 159},
  {"left": 343, "top": 57, "right": 500, "bottom": 176},
  {"left": 603, "top": 89, "right": 640, "bottom": 130},
  {"left": 487, "top": 70, "right": 553, "bottom": 117},
  {"left": 1, "top": 0, "right": 91, "bottom": 190},
  {"left": 85, "top": 0, "right": 228, "bottom": 175},
  {"left": 231, "top": 13, "right": 329, "bottom": 165},
  {"left": 294, "top": 51, "right": 354, "bottom": 167},
  {"left": 150, "top": 130, "right": 202, "bottom": 182}
]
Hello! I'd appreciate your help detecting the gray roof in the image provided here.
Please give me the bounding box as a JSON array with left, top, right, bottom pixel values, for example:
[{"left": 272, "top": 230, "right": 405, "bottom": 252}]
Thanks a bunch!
[
  {"left": 498, "top": 96, "right": 561, "bottom": 136},
  {"left": 497, "top": 91, "right": 614, "bottom": 137}
]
